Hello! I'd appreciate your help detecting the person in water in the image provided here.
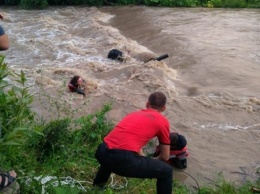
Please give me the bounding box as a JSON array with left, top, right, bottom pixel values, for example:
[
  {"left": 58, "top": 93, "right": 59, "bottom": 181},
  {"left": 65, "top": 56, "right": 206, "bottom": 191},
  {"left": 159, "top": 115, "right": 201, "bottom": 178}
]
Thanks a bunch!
[
  {"left": 0, "top": 12, "right": 9, "bottom": 51},
  {"left": 93, "top": 92, "right": 173, "bottom": 194},
  {"left": 154, "top": 132, "right": 189, "bottom": 169},
  {"left": 68, "top": 75, "right": 86, "bottom": 97}
]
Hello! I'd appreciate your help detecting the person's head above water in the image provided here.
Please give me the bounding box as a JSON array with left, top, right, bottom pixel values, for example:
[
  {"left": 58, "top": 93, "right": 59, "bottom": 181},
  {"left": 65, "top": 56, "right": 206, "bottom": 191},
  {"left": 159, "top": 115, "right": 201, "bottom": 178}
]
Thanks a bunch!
[
  {"left": 146, "top": 92, "right": 167, "bottom": 112},
  {"left": 70, "top": 75, "right": 84, "bottom": 86},
  {"left": 170, "top": 132, "right": 187, "bottom": 150}
]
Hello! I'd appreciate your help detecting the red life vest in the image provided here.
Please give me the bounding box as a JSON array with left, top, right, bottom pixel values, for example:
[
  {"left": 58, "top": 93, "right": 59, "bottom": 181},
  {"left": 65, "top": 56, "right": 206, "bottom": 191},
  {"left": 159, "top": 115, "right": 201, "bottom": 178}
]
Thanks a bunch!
[
  {"left": 169, "top": 146, "right": 189, "bottom": 159},
  {"left": 68, "top": 82, "right": 78, "bottom": 92},
  {"left": 154, "top": 146, "right": 189, "bottom": 161}
]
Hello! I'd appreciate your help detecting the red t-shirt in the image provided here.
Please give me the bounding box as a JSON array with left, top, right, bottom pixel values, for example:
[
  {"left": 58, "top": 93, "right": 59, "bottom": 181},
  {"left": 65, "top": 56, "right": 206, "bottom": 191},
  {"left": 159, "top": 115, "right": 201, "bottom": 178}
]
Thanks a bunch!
[{"left": 104, "top": 109, "right": 170, "bottom": 153}]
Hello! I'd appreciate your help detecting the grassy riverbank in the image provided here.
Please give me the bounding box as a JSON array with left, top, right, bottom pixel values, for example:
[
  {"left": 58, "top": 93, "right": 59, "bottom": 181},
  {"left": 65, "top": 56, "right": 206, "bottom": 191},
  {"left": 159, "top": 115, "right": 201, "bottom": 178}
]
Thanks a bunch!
[{"left": 0, "top": 56, "right": 259, "bottom": 193}]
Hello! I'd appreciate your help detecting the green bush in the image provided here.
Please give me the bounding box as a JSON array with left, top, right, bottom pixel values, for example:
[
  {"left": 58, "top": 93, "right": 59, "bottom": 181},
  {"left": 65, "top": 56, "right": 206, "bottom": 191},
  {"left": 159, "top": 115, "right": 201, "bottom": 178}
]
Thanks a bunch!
[
  {"left": 30, "top": 119, "right": 71, "bottom": 162},
  {"left": 17, "top": 104, "right": 113, "bottom": 192},
  {"left": 81, "top": 0, "right": 103, "bottom": 6},
  {"left": 212, "top": 0, "right": 247, "bottom": 7},
  {"left": 20, "top": 0, "right": 48, "bottom": 9},
  {"left": 142, "top": 0, "right": 160, "bottom": 6},
  {"left": 72, "top": 103, "right": 113, "bottom": 146},
  {"left": 247, "top": 0, "right": 260, "bottom": 7},
  {"left": 4, "top": 0, "right": 21, "bottom": 5},
  {"left": 142, "top": 0, "right": 199, "bottom": 7},
  {"left": 0, "top": 56, "right": 36, "bottom": 167},
  {"left": 51, "top": 0, "right": 84, "bottom": 5},
  {"left": 2, "top": 0, "right": 259, "bottom": 7},
  {"left": 176, "top": 0, "right": 199, "bottom": 7}
]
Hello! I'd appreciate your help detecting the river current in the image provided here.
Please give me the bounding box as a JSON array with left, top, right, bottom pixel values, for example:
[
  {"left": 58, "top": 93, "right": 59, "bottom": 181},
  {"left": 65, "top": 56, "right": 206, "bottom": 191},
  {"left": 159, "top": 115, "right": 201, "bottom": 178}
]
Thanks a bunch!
[{"left": 1, "top": 6, "right": 260, "bottom": 188}]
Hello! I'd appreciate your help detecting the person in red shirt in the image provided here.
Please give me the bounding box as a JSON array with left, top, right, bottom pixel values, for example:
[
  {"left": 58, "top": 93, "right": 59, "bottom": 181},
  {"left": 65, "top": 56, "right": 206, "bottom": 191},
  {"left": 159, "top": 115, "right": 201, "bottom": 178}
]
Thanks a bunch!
[{"left": 93, "top": 92, "right": 173, "bottom": 194}]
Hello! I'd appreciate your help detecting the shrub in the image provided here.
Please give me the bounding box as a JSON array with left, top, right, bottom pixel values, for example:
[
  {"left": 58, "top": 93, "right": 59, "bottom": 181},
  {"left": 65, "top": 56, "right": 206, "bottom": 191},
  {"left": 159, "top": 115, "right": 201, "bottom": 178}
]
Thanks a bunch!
[
  {"left": 212, "top": 0, "right": 247, "bottom": 7},
  {"left": 247, "top": 0, "right": 260, "bottom": 7},
  {"left": 30, "top": 119, "right": 71, "bottom": 162},
  {"left": 72, "top": 103, "right": 113, "bottom": 146},
  {"left": 143, "top": 0, "right": 199, "bottom": 7},
  {"left": 0, "top": 56, "right": 36, "bottom": 167},
  {"left": 20, "top": 0, "right": 48, "bottom": 9}
]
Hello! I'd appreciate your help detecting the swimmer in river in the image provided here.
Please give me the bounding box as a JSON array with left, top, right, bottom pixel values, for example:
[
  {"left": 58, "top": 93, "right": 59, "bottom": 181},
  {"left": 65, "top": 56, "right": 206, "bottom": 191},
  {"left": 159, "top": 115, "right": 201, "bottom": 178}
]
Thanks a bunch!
[{"left": 68, "top": 75, "right": 86, "bottom": 97}]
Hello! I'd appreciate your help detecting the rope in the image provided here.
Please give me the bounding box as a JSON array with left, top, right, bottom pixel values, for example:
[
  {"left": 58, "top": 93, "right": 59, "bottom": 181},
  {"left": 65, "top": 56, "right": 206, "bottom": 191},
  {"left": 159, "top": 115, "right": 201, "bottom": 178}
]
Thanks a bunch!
[
  {"left": 177, "top": 170, "right": 200, "bottom": 194},
  {"left": 107, "top": 171, "right": 200, "bottom": 193},
  {"left": 108, "top": 173, "right": 128, "bottom": 190},
  {"left": 19, "top": 170, "right": 199, "bottom": 193},
  {"left": 23, "top": 175, "right": 87, "bottom": 194}
]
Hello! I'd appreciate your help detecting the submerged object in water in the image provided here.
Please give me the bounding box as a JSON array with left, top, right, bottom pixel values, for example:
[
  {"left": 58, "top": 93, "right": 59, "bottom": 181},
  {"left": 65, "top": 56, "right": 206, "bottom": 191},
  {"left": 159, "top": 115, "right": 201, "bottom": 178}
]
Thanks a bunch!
[
  {"left": 144, "top": 53, "right": 169, "bottom": 64},
  {"left": 154, "top": 54, "right": 169, "bottom": 61}
]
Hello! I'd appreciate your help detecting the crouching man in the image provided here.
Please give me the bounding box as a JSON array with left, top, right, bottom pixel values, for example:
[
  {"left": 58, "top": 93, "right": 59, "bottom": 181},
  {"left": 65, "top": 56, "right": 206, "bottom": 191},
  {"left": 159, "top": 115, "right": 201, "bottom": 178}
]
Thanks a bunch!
[{"left": 93, "top": 92, "right": 173, "bottom": 194}]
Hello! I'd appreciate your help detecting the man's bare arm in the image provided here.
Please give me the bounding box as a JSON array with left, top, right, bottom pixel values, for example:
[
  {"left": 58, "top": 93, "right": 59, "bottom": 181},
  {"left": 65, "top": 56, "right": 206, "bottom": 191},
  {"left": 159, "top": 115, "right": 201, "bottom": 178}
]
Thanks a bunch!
[
  {"left": 0, "top": 12, "right": 9, "bottom": 51},
  {"left": 154, "top": 144, "right": 170, "bottom": 162},
  {"left": 137, "top": 149, "right": 145, "bottom": 156},
  {"left": 0, "top": 34, "right": 9, "bottom": 51}
]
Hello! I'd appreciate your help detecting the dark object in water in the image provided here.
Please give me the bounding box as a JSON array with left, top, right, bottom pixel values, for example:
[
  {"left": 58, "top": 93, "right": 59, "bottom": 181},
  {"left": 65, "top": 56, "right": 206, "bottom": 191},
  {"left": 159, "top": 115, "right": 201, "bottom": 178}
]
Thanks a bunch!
[
  {"left": 144, "top": 53, "right": 169, "bottom": 64},
  {"left": 107, "top": 49, "right": 123, "bottom": 61},
  {"left": 169, "top": 157, "right": 187, "bottom": 169},
  {"left": 154, "top": 54, "right": 169, "bottom": 61}
]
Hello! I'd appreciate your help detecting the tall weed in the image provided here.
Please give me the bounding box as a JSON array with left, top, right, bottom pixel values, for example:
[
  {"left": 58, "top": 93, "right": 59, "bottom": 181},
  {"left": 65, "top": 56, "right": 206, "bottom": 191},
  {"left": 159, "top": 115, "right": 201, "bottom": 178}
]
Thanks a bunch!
[
  {"left": 0, "top": 56, "right": 36, "bottom": 168},
  {"left": 212, "top": 0, "right": 247, "bottom": 7}
]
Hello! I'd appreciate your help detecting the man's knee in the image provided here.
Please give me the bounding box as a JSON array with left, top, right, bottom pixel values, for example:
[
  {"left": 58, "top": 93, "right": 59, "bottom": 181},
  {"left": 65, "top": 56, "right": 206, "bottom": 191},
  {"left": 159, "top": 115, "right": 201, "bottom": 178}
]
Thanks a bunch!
[{"left": 162, "top": 164, "right": 173, "bottom": 179}]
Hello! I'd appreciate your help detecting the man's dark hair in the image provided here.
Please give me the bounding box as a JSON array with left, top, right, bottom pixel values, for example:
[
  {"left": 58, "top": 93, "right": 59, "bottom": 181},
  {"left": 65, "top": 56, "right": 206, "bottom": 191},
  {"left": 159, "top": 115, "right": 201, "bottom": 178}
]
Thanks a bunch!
[
  {"left": 148, "top": 92, "right": 167, "bottom": 109},
  {"left": 70, "top": 75, "right": 80, "bottom": 86}
]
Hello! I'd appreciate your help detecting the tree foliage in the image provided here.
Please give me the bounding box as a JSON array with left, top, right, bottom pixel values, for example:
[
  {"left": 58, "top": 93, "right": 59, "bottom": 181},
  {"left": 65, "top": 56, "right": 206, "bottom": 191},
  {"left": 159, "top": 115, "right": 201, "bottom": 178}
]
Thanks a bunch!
[{"left": 20, "top": 0, "right": 48, "bottom": 8}]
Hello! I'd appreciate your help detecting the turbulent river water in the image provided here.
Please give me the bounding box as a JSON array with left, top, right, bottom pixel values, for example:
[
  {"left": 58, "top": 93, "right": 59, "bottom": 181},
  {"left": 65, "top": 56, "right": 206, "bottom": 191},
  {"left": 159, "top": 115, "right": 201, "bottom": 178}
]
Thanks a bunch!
[{"left": 1, "top": 6, "right": 260, "bottom": 188}]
